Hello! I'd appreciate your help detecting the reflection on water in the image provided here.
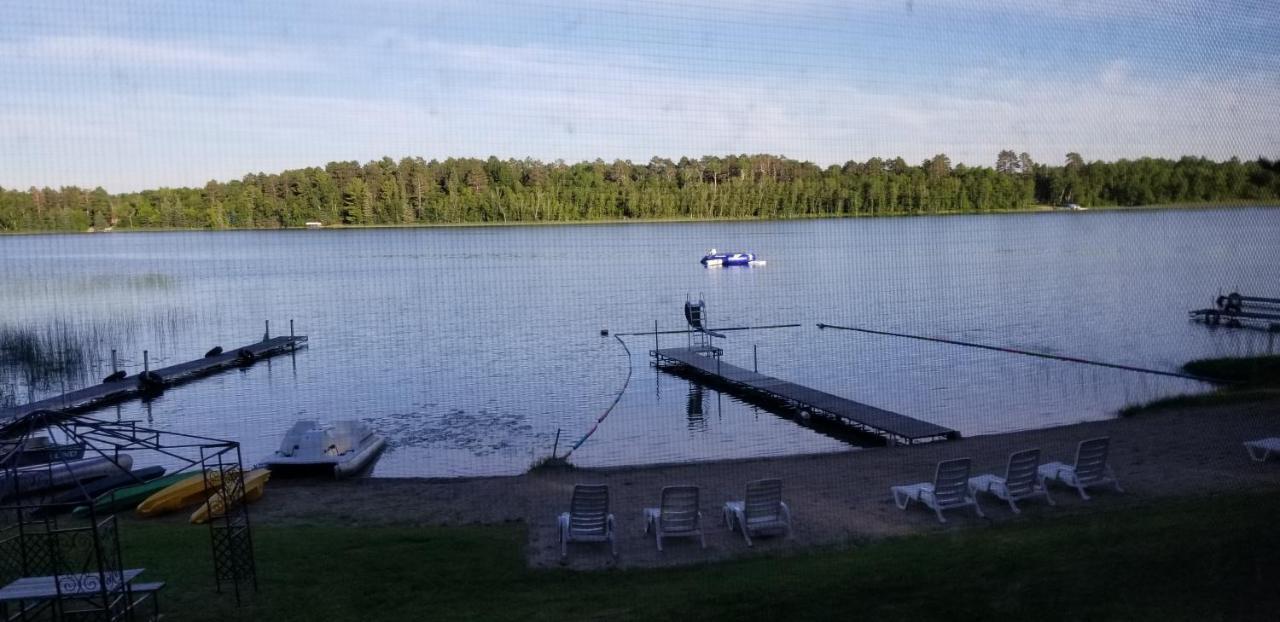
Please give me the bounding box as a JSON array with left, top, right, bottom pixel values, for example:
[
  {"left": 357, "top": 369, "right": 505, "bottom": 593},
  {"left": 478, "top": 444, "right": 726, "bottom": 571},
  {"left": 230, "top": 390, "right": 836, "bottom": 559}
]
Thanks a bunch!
[
  {"left": 685, "top": 383, "right": 707, "bottom": 432},
  {"left": 1, "top": 207, "right": 1278, "bottom": 477}
]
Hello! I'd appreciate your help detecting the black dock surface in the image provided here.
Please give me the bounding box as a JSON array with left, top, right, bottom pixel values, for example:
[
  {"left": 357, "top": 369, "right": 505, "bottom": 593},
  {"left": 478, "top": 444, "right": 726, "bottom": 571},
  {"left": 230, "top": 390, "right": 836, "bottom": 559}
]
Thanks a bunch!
[
  {"left": 652, "top": 347, "right": 957, "bottom": 445},
  {"left": 1, "top": 336, "right": 307, "bottom": 423}
]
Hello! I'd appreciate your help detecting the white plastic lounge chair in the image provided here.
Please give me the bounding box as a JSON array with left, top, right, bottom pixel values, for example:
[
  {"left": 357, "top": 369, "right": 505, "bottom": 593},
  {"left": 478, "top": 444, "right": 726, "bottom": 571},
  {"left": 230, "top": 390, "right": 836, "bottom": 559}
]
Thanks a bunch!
[
  {"left": 722, "top": 479, "right": 792, "bottom": 546},
  {"left": 643, "top": 485, "right": 705, "bottom": 551},
  {"left": 1244, "top": 437, "right": 1280, "bottom": 462},
  {"left": 557, "top": 484, "right": 616, "bottom": 559},
  {"left": 892, "top": 458, "right": 985, "bottom": 523},
  {"left": 1038, "top": 437, "right": 1124, "bottom": 500},
  {"left": 968, "top": 448, "right": 1055, "bottom": 514}
]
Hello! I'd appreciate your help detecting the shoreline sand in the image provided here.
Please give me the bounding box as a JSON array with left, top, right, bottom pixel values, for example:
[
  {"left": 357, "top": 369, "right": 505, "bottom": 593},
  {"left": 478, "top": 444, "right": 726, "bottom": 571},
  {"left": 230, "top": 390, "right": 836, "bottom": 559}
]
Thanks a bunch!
[{"left": 127, "top": 399, "right": 1280, "bottom": 571}]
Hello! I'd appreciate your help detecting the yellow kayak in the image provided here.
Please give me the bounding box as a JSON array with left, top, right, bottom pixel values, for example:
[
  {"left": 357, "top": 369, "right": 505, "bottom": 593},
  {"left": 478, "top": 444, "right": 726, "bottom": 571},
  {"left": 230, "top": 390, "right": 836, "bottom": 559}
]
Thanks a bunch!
[
  {"left": 190, "top": 468, "right": 270, "bottom": 524},
  {"left": 135, "top": 471, "right": 216, "bottom": 517}
]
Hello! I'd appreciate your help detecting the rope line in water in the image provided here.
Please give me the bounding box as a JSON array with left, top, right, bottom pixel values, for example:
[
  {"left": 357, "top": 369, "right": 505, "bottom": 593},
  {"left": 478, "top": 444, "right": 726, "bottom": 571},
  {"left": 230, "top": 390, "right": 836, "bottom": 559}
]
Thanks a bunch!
[
  {"left": 815, "top": 323, "right": 1222, "bottom": 384},
  {"left": 563, "top": 334, "right": 633, "bottom": 457}
]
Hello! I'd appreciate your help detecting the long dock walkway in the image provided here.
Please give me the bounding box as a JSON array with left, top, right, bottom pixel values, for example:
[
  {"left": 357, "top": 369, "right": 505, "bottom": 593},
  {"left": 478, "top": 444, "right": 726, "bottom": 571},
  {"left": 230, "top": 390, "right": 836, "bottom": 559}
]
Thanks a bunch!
[
  {"left": 1, "top": 335, "right": 307, "bottom": 422},
  {"left": 652, "top": 347, "right": 957, "bottom": 445}
]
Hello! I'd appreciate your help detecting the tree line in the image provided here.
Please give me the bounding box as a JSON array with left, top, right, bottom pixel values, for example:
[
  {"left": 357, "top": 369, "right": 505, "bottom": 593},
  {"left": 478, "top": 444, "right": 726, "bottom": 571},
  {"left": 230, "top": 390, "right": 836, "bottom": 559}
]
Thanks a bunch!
[{"left": 2, "top": 153, "right": 1277, "bottom": 232}]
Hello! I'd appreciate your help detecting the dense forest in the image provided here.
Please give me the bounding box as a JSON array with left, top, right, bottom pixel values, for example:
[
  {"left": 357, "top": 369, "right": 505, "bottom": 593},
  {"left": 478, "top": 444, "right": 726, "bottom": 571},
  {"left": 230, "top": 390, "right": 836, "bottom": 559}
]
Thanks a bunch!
[{"left": 2, "top": 152, "right": 1278, "bottom": 232}]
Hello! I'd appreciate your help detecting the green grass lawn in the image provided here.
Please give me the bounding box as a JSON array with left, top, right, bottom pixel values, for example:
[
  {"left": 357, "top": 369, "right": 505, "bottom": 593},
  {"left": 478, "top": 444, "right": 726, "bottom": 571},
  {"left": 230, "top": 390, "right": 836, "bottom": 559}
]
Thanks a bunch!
[{"left": 121, "top": 491, "right": 1280, "bottom": 621}]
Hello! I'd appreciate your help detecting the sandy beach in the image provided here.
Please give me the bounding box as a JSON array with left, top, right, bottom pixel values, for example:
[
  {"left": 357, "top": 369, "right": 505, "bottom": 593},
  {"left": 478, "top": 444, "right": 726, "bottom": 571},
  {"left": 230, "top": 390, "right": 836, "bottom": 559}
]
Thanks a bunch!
[{"left": 145, "top": 400, "right": 1280, "bottom": 570}]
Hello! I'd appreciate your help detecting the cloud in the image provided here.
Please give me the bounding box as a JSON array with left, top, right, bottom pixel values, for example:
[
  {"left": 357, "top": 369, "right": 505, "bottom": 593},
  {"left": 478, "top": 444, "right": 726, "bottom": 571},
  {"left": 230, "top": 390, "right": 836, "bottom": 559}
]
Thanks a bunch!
[
  {"left": 1, "top": 35, "right": 319, "bottom": 72},
  {"left": 1, "top": 13, "right": 1277, "bottom": 191}
]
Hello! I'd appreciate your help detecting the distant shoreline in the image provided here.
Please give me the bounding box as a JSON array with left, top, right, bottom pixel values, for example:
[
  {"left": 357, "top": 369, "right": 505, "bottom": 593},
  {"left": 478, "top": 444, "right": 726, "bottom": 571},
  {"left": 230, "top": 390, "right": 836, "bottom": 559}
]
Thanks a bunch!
[{"left": 2, "top": 200, "right": 1277, "bottom": 237}]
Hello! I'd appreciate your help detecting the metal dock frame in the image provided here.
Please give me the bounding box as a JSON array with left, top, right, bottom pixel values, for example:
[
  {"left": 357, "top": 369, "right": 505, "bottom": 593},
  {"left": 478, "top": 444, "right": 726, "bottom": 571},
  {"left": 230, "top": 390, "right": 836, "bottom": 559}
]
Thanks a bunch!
[{"left": 651, "top": 347, "right": 958, "bottom": 446}]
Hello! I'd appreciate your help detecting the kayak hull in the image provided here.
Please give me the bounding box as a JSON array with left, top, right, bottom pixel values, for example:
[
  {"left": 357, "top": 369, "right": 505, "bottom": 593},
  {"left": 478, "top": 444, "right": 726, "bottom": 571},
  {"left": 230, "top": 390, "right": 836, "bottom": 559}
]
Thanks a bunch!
[
  {"left": 70, "top": 468, "right": 179, "bottom": 518},
  {"left": 190, "top": 468, "right": 271, "bottom": 524}
]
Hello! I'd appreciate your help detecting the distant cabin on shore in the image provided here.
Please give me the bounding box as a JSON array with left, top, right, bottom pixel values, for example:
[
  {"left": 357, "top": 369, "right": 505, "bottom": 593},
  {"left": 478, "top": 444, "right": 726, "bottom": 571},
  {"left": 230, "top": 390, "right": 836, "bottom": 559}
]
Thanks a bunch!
[{"left": 305, "top": 221, "right": 323, "bottom": 229}]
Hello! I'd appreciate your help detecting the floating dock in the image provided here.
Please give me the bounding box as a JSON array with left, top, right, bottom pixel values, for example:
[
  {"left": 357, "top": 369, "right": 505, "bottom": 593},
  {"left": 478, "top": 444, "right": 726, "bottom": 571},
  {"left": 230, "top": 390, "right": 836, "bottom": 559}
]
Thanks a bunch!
[
  {"left": 0, "top": 335, "right": 307, "bottom": 423},
  {"left": 651, "top": 347, "right": 958, "bottom": 445}
]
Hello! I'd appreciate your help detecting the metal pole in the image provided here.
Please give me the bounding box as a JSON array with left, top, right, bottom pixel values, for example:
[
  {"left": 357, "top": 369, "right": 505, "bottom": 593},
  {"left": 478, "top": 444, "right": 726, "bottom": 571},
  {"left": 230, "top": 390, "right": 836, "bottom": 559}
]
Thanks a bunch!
[
  {"left": 654, "top": 320, "right": 659, "bottom": 353},
  {"left": 290, "top": 319, "right": 295, "bottom": 351},
  {"left": 264, "top": 320, "right": 270, "bottom": 341},
  {"left": 143, "top": 350, "right": 149, "bottom": 372},
  {"left": 551, "top": 428, "right": 561, "bottom": 459},
  {"left": 753, "top": 344, "right": 758, "bottom": 372}
]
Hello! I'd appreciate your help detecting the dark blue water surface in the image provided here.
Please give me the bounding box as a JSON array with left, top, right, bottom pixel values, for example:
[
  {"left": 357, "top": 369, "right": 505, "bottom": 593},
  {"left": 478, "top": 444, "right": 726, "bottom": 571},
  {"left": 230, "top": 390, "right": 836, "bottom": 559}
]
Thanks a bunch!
[{"left": 3, "top": 207, "right": 1277, "bottom": 476}]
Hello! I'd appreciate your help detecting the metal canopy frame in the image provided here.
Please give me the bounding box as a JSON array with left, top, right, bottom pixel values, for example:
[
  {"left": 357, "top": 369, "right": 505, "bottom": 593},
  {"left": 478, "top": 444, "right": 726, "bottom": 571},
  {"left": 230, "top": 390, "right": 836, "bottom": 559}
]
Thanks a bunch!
[{"left": 1, "top": 409, "right": 258, "bottom": 616}]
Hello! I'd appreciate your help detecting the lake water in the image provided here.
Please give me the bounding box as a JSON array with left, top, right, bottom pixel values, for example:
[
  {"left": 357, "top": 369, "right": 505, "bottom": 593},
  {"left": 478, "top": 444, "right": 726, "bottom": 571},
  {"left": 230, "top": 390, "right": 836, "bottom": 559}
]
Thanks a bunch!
[{"left": 2, "top": 207, "right": 1277, "bottom": 477}]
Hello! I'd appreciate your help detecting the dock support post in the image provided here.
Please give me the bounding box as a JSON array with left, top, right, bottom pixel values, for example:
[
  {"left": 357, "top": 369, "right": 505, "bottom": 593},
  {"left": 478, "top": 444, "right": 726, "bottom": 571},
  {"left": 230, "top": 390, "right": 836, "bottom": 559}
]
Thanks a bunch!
[
  {"left": 654, "top": 320, "right": 659, "bottom": 353},
  {"left": 264, "top": 320, "right": 270, "bottom": 341},
  {"left": 143, "top": 350, "right": 149, "bottom": 372},
  {"left": 753, "top": 345, "right": 758, "bottom": 372},
  {"left": 111, "top": 350, "right": 118, "bottom": 374},
  {"left": 290, "top": 319, "right": 295, "bottom": 351}
]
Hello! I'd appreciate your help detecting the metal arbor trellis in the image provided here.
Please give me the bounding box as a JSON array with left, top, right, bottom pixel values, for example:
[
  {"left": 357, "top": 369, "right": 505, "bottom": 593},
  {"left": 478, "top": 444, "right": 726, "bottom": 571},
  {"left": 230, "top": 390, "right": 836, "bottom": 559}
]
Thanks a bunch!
[{"left": 1, "top": 409, "right": 259, "bottom": 618}]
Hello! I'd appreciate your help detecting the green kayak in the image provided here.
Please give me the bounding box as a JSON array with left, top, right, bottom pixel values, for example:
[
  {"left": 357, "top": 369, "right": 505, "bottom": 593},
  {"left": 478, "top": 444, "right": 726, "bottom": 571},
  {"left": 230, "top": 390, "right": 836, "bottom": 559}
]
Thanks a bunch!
[{"left": 72, "top": 471, "right": 194, "bottom": 518}]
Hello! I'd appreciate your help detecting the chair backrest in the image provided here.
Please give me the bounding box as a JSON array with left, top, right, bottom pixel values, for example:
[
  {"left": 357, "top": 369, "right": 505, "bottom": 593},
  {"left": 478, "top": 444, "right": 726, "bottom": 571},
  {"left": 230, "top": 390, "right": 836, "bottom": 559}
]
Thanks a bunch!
[
  {"left": 658, "top": 486, "right": 701, "bottom": 533},
  {"left": 1003, "top": 449, "right": 1042, "bottom": 496},
  {"left": 931, "top": 458, "right": 972, "bottom": 507},
  {"left": 568, "top": 485, "right": 610, "bottom": 536},
  {"left": 743, "top": 479, "right": 783, "bottom": 525},
  {"left": 1071, "top": 437, "right": 1111, "bottom": 484}
]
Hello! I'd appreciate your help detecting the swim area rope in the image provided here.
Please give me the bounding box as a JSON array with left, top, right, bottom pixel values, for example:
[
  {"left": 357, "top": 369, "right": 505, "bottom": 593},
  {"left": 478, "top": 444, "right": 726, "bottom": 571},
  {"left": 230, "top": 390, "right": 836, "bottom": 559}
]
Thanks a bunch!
[{"left": 563, "top": 334, "right": 633, "bottom": 457}]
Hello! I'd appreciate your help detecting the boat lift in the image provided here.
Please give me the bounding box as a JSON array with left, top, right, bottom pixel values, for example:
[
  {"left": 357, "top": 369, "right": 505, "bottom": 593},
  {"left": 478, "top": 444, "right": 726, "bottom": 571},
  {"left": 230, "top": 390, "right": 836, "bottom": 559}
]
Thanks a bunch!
[{"left": 1189, "top": 291, "right": 1280, "bottom": 331}]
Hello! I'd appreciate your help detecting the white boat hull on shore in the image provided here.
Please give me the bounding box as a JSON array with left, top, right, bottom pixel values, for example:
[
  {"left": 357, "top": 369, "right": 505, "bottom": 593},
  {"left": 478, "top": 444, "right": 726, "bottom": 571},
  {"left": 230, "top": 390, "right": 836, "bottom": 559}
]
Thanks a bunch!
[{"left": 261, "top": 420, "right": 386, "bottom": 478}]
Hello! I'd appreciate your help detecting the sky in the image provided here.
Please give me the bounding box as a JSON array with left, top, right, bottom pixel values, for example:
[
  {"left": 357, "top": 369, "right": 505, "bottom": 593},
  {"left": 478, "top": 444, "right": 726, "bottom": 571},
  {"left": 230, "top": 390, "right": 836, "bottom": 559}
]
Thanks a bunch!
[{"left": 0, "top": 0, "right": 1277, "bottom": 192}]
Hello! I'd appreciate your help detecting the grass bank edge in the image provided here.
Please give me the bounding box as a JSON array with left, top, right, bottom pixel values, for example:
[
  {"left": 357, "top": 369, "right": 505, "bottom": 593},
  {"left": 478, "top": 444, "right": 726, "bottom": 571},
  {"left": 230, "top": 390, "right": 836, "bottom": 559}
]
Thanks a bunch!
[{"left": 1119, "top": 354, "right": 1280, "bottom": 416}]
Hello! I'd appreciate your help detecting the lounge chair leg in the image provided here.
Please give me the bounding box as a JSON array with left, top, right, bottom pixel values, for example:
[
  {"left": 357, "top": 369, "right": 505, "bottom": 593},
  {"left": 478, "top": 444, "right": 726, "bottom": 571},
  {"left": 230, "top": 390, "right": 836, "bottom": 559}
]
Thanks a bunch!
[
  {"left": 700, "top": 533, "right": 706, "bottom": 549},
  {"left": 933, "top": 507, "right": 947, "bottom": 524},
  {"left": 1076, "top": 484, "right": 1091, "bottom": 501},
  {"left": 1044, "top": 486, "right": 1056, "bottom": 506},
  {"left": 1007, "top": 498, "right": 1020, "bottom": 514}
]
